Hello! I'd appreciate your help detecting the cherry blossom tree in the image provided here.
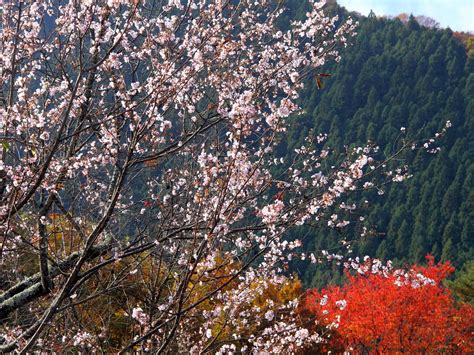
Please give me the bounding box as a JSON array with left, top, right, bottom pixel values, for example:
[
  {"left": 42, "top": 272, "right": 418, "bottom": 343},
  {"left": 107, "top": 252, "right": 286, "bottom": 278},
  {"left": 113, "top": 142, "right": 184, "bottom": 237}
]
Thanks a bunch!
[{"left": 0, "top": 0, "right": 442, "bottom": 352}]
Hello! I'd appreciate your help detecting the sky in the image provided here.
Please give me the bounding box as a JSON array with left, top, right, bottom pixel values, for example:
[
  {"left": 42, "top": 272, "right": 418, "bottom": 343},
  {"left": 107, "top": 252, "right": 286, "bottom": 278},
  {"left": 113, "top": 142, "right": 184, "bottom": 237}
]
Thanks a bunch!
[{"left": 337, "top": 0, "right": 474, "bottom": 32}]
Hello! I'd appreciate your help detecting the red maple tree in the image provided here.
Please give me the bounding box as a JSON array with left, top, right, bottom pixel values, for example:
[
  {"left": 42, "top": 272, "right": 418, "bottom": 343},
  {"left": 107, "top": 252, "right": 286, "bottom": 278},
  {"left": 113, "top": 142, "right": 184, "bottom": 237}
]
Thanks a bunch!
[{"left": 302, "top": 256, "right": 474, "bottom": 353}]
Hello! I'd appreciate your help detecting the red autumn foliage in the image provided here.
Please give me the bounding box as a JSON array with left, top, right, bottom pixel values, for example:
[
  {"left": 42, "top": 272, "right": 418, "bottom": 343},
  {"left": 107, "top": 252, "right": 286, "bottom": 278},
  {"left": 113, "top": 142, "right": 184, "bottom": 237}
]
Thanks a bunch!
[{"left": 302, "top": 256, "right": 474, "bottom": 353}]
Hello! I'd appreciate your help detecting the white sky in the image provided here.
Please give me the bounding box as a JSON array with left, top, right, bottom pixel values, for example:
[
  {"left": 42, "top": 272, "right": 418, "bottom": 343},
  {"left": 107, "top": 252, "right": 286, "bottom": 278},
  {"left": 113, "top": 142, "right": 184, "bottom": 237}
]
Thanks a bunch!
[{"left": 337, "top": 0, "right": 474, "bottom": 32}]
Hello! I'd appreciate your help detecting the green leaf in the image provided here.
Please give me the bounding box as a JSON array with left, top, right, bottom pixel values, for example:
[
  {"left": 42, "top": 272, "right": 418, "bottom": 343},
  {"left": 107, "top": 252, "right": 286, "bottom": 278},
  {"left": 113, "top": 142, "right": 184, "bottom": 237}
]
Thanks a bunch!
[{"left": 1, "top": 141, "right": 10, "bottom": 152}]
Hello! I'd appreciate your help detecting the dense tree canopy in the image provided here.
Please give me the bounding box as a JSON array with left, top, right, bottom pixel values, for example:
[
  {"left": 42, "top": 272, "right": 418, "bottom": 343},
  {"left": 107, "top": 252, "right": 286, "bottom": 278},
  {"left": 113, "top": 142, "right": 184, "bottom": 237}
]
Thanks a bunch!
[{"left": 283, "top": 3, "right": 474, "bottom": 287}]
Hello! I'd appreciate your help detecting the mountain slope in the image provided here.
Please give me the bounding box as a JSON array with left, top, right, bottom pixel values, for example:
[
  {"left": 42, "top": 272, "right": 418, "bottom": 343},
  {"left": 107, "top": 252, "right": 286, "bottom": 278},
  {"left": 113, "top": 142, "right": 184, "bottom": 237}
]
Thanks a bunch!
[{"left": 284, "top": 6, "right": 474, "bottom": 287}]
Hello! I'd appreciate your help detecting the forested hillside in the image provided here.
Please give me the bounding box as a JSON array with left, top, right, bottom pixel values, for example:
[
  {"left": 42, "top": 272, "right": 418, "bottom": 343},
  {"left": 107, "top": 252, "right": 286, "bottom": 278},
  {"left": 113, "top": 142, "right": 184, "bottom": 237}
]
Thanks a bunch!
[{"left": 284, "top": 4, "right": 474, "bottom": 287}]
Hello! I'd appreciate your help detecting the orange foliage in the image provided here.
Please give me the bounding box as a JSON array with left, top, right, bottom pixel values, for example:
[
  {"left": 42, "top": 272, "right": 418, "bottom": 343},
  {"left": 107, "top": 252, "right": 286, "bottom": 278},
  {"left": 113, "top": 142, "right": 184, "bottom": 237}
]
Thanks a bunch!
[{"left": 302, "top": 256, "right": 474, "bottom": 353}]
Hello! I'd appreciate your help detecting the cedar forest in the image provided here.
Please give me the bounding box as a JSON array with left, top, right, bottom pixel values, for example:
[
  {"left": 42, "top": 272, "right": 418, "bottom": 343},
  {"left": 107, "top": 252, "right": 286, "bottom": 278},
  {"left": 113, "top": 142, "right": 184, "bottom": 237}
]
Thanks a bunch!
[
  {"left": 283, "top": 0, "right": 474, "bottom": 289},
  {"left": 0, "top": 0, "right": 472, "bottom": 353}
]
